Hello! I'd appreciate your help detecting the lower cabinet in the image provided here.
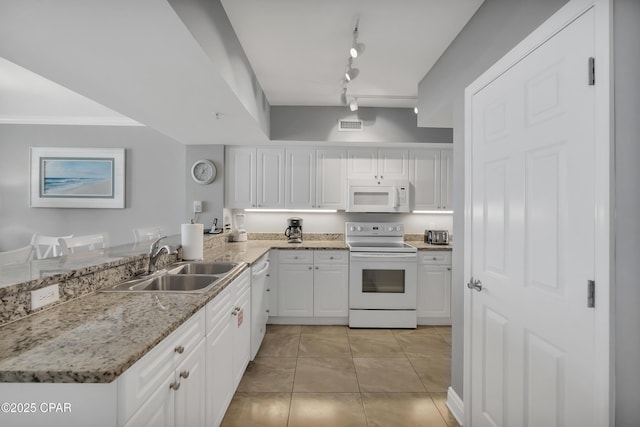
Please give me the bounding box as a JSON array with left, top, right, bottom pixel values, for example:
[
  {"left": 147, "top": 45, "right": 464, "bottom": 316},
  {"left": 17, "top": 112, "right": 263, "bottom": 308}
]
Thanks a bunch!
[
  {"left": 417, "top": 251, "right": 452, "bottom": 325},
  {"left": 205, "top": 269, "right": 251, "bottom": 427},
  {"left": 276, "top": 250, "right": 348, "bottom": 320}
]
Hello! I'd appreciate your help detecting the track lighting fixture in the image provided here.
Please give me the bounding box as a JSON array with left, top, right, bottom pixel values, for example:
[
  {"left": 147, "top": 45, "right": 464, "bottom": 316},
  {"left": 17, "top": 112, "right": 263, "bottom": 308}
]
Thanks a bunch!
[
  {"left": 349, "top": 25, "right": 365, "bottom": 58},
  {"left": 340, "top": 87, "right": 348, "bottom": 105},
  {"left": 340, "top": 18, "right": 363, "bottom": 110}
]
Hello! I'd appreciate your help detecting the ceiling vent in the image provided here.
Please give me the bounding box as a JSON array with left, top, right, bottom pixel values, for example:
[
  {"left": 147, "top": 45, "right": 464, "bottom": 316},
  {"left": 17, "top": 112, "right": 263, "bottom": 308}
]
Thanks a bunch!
[{"left": 338, "top": 119, "right": 363, "bottom": 131}]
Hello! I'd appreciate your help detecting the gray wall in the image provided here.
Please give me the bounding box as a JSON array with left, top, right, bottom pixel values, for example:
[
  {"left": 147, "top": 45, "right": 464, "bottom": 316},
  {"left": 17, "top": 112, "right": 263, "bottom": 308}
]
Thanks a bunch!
[
  {"left": 614, "top": 0, "right": 640, "bottom": 424},
  {"left": 417, "top": 0, "right": 568, "bottom": 398},
  {"left": 0, "top": 125, "right": 185, "bottom": 250},
  {"left": 185, "top": 145, "right": 225, "bottom": 230},
  {"left": 271, "top": 106, "right": 452, "bottom": 143}
]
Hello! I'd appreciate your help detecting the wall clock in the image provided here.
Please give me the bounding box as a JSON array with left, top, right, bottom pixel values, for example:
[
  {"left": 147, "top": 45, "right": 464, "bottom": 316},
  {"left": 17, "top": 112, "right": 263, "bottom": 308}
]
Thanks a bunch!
[{"left": 191, "top": 159, "right": 217, "bottom": 185}]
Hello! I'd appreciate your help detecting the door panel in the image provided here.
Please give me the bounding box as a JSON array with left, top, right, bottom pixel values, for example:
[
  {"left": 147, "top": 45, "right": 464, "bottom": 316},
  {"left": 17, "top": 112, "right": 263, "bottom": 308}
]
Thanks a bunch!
[{"left": 469, "top": 8, "right": 596, "bottom": 427}]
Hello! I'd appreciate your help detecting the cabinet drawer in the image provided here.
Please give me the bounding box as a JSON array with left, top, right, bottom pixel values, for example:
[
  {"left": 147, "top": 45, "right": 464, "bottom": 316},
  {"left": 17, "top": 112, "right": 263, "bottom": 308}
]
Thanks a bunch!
[
  {"left": 278, "top": 250, "right": 313, "bottom": 264},
  {"left": 419, "top": 251, "right": 452, "bottom": 265},
  {"left": 313, "top": 250, "right": 348, "bottom": 264},
  {"left": 118, "top": 309, "right": 205, "bottom": 424}
]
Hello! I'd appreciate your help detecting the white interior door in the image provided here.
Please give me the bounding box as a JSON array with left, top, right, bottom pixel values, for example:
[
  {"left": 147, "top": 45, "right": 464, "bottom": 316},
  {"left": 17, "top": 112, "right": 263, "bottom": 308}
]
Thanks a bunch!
[{"left": 467, "top": 7, "right": 599, "bottom": 426}]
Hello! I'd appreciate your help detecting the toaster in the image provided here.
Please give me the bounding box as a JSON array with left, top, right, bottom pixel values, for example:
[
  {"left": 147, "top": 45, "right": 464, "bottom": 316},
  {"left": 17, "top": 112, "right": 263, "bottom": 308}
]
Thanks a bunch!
[{"left": 425, "top": 230, "right": 449, "bottom": 245}]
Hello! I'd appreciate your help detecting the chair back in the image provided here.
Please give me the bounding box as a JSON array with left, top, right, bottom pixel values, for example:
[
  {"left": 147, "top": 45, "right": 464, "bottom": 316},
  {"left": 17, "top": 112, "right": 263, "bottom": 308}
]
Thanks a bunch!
[
  {"left": 0, "top": 245, "right": 33, "bottom": 265},
  {"left": 30, "top": 234, "right": 72, "bottom": 259},
  {"left": 133, "top": 226, "right": 162, "bottom": 244},
  {"left": 58, "top": 233, "right": 110, "bottom": 255}
]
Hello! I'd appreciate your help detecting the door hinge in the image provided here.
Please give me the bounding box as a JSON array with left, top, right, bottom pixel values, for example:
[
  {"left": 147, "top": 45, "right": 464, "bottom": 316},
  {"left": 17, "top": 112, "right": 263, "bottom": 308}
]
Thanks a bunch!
[
  {"left": 587, "top": 280, "right": 595, "bottom": 308},
  {"left": 588, "top": 57, "right": 595, "bottom": 86}
]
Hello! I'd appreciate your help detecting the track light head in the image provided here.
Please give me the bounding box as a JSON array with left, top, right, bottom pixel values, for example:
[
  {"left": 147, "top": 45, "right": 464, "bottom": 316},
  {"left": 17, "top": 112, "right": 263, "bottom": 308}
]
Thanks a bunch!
[
  {"left": 345, "top": 67, "right": 360, "bottom": 82},
  {"left": 349, "top": 98, "right": 358, "bottom": 111},
  {"left": 350, "top": 42, "right": 365, "bottom": 58}
]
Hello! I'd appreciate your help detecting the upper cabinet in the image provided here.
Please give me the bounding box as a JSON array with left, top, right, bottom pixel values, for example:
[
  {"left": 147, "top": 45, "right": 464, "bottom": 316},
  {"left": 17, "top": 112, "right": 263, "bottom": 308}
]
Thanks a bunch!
[
  {"left": 226, "top": 147, "right": 284, "bottom": 209},
  {"left": 409, "top": 148, "right": 453, "bottom": 211},
  {"left": 228, "top": 147, "right": 346, "bottom": 210},
  {"left": 347, "top": 148, "right": 409, "bottom": 180}
]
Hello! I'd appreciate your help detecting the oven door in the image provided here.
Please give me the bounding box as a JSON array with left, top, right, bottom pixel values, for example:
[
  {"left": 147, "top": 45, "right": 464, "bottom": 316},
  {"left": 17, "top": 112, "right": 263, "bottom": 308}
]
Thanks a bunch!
[{"left": 349, "top": 252, "right": 417, "bottom": 309}]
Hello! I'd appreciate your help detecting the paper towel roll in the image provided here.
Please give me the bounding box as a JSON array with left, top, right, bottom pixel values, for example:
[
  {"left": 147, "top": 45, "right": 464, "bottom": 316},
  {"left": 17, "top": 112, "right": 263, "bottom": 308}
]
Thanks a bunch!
[{"left": 181, "top": 223, "right": 204, "bottom": 260}]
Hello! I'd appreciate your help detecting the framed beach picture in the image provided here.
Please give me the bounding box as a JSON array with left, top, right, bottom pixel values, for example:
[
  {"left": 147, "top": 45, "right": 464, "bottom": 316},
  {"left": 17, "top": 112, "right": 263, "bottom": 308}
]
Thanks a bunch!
[{"left": 30, "top": 147, "right": 125, "bottom": 208}]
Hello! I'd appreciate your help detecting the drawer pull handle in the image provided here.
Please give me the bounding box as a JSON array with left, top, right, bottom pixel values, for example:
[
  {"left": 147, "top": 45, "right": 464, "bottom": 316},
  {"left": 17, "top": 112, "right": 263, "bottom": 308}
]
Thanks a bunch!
[
  {"left": 266, "top": 309, "right": 270, "bottom": 313},
  {"left": 169, "top": 381, "right": 180, "bottom": 391},
  {"left": 330, "top": 256, "right": 334, "bottom": 259},
  {"left": 179, "top": 370, "right": 190, "bottom": 379},
  {"left": 232, "top": 307, "right": 240, "bottom": 316},
  {"left": 174, "top": 345, "right": 185, "bottom": 354},
  {"left": 266, "top": 288, "right": 270, "bottom": 292},
  {"left": 315, "top": 266, "right": 319, "bottom": 270},
  {"left": 433, "top": 257, "right": 437, "bottom": 260}
]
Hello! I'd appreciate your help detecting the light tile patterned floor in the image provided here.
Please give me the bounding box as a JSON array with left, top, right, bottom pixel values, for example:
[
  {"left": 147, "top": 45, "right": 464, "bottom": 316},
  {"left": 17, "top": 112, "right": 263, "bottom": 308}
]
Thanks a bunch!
[{"left": 221, "top": 325, "right": 460, "bottom": 427}]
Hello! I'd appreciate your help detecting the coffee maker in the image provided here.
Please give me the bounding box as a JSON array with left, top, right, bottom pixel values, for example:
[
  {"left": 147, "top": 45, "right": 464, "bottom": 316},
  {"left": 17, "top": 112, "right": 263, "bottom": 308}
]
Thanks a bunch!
[{"left": 284, "top": 217, "right": 303, "bottom": 243}]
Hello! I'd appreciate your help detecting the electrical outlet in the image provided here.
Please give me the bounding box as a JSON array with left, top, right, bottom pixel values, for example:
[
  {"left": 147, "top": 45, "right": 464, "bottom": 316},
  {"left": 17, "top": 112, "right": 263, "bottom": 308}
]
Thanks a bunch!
[
  {"left": 31, "top": 284, "right": 60, "bottom": 311},
  {"left": 193, "top": 200, "right": 202, "bottom": 213}
]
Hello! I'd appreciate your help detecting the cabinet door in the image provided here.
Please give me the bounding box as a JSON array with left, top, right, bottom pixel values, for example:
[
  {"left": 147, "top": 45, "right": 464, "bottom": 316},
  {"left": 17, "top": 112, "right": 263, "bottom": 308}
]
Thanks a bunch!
[
  {"left": 285, "top": 148, "right": 316, "bottom": 208},
  {"left": 417, "top": 264, "right": 451, "bottom": 322},
  {"left": 410, "top": 149, "right": 440, "bottom": 210},
  {"left": 205, "top": 305, "right": 234, "bottom": 427},
  {"left": 313, "top": 264, "right": 348, "bottom": 317},
  {"left": 278, "top": 264, "right": 314, "bottom": 317},
  {"left": 378, "top": 148, "right": 409, "bottom": 180},
  {"left": 124, "top": 373, "right": 175, "bottom": 427},
  {"left": 232, "top": 286, "right": 251, "bottom": 387},
  {"left": 175, "top": 339, "right": 206, "bottom": 427},
  {"left": 257, "top": 148, "right": 285, "bottom": 208},
  {"left": 347, "top": 148, "right": 378, "bottom": 179},
  {"left": 440, "top": 149, "right": 453, "bottom": 210},
  {"left": 316, "top": 148, "right": 346, "bottom": 209},
  {"left": 225, "top": 147, "right": 256, "bottom": 208}
]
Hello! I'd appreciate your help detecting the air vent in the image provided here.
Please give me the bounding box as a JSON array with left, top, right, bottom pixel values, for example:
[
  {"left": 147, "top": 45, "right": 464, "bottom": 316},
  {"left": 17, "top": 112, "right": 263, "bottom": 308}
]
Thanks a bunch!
[{"left": 338, "top": 119, "right": 363, "bottom": 131}]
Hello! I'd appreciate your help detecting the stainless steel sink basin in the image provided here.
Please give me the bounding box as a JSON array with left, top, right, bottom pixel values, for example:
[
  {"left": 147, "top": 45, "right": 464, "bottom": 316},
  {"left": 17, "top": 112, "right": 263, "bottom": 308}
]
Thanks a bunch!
[
  {"left": 102, "top": 274, "right": 220, "bottom": 293},
  {"left": 167, "top": 261, "right": 240, "bottom": 275}
]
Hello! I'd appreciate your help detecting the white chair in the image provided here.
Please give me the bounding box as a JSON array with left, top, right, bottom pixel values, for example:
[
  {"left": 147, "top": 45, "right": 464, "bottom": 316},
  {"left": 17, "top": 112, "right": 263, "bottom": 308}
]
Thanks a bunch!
[
  {"left": 132, "top": 226, "right": 162, "bottom": 244},
  {"left": 0, "top": 245, "right": 33, "bottom": 265},
  {"left": 58, "top": 233, "right": 110, "bottom": 255},
  {"left": 30, "top": 233, "right": 72, "bottom": 259}
]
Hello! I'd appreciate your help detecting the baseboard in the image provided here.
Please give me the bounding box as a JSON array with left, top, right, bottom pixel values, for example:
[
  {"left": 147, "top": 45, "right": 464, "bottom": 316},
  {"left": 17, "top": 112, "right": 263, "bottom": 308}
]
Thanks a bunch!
[{"left": 446, "top": 386, "right": 464, "bottom": 426}]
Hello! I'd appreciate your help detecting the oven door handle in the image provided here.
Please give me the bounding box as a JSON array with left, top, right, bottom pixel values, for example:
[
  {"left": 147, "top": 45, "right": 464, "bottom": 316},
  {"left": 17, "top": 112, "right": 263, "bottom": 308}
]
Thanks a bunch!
[{"left": 350, "top": 252, "right": 417, "bottom": 260}]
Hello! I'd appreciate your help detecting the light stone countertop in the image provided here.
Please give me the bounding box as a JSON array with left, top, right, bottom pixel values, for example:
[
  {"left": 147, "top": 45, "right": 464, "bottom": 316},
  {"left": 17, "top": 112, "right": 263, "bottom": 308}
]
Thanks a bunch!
[{"left": 0, "top": 238, "right": 451, "bottom": 383}]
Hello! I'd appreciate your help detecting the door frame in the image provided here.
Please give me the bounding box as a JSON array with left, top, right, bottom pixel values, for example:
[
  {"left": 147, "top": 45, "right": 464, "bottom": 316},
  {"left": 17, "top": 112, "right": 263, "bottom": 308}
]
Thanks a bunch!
[{"left": 463, "top": 0, "right": 613, "bottom": 425}]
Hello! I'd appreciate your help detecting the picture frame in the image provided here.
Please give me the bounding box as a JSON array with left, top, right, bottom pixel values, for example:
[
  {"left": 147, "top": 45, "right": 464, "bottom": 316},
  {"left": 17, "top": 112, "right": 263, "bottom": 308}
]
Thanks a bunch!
[{"left": 30, "top": 147, "right": 125, "bottom": 209}]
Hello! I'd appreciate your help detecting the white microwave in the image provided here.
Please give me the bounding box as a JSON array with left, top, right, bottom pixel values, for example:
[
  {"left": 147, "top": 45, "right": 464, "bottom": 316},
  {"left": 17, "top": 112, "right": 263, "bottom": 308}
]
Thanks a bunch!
[{"left": 347, "top": 179, "right": 410, "bottom": 213}]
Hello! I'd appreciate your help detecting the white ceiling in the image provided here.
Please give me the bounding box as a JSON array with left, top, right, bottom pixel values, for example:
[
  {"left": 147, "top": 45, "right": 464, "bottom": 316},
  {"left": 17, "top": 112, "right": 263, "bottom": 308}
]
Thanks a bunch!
[
  {"left": 221, "top": 0, "right": 484, "bottom": 108},
  {"left": 0, "top": 0, "right": 483, "bottom": 143}
]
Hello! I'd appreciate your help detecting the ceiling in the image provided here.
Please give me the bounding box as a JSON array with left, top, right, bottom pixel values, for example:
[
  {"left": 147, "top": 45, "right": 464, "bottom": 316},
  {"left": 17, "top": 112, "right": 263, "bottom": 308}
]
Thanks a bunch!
[
  {"left": 0, "top": 0, "right": 483, "bottom": 143},
  {"left": 221, "top": 0, "right": 484, "bottom": 108}
]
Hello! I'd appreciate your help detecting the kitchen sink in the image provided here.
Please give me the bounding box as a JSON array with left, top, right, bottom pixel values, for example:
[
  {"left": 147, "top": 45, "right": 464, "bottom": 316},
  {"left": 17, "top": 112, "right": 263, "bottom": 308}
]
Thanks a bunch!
[
  {"left": 100, "top": 261, "right": 244, "bottom": 293},
  {"left": 102, "top": 274, "right": 220, "bottom": 293},
  {"left": 166, "top": 261, "right": 240, "bottom": 275}
]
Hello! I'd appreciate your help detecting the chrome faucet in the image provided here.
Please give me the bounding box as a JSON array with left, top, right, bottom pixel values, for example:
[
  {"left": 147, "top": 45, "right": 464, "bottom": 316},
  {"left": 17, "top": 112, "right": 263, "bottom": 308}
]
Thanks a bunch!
[{"left": 148, "top": 236, "right": 177, "bottom": 274}]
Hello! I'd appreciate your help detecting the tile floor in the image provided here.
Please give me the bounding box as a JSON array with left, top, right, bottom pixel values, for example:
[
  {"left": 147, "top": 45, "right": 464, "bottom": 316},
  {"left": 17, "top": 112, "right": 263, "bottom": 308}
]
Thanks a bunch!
[{"left": 221, "top": 324, "right": 460, "bottom": 427}]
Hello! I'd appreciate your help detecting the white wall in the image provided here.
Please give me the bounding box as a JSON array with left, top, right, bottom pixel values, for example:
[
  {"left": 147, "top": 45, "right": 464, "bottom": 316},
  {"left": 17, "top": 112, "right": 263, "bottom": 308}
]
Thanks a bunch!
[{"left": 0, "top": 124, "right": 185, "bottom": 250}]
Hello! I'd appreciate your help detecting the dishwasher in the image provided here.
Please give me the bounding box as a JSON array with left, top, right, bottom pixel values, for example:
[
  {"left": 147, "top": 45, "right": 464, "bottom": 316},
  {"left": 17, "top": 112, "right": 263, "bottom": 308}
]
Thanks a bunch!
[{"left": 250, "top": 253, "right": 270, "bottom": 360}]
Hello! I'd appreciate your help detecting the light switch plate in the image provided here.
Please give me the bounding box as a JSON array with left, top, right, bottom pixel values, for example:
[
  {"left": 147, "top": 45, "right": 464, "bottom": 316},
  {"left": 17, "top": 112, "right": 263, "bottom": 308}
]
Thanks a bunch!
[
  {"left": 31, "top": 284, "right": 60, "bottom": 311},
  {"left": 193, "top": 200, "right": 203, "bottom": 213}
]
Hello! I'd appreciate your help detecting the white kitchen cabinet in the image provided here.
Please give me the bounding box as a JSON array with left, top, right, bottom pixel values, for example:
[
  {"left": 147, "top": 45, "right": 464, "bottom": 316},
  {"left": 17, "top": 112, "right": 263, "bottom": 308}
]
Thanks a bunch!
[
  {"left": 232, "top": 279, "right": 251, "bottom": 387},
  {"left": 205, "top": 286, "right": 234, "bottom": 427},
  {"left": 120, "top": 309, "right": 206, "bottom": 427},
  {"left": 285, "top": 148, "right": 316, "bottom": 208},
  {"left": 409, "top": 148, "right": 453, "bottom": 211},
  {"left": 225, "top": 147, "right": 257, "bottom": 209},
  {"left": 316, "top": 148, "right": 346, "bottom": 209},
  {"left": 278, "top": 251, "right": 314, "bottom": 317},
  {"left": 313, "top": 251, "right": 348, "bottom": 317},
  {"left": 417, "top": 251, "right": 452, "bottom": 325},
  {"left": 348, "top": 148, "right": 408, "bottom": 180},
  {"left": 256, "top": 148, "right": 285, "bottom": 208},
  {"left": 174, "top": 339, "right": 206, "bottom": 427}
]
